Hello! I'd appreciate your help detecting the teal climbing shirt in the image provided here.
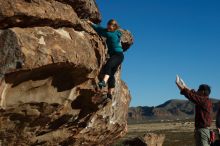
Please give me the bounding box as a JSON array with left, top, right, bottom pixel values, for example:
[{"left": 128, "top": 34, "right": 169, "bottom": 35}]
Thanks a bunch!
[{"left": 92, "top": 24, "right": 123, "bottom": 55}]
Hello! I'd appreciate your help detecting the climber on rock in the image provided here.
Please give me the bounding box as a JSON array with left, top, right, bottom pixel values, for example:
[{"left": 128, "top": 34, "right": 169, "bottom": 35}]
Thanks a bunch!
[{"left": 87, "top": 19, "right": 125, "bottom": 100}]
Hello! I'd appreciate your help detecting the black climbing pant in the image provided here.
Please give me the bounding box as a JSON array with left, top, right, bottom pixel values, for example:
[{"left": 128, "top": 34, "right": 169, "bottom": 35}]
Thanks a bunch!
[{"left": 104, "top": 52, "right": 124, "bottom": 88}]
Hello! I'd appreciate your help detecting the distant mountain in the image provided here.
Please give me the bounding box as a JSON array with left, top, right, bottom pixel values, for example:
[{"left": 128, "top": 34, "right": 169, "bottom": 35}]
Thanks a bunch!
[{"left": 128, "top": 99, "right": 220, "bottom": 122}]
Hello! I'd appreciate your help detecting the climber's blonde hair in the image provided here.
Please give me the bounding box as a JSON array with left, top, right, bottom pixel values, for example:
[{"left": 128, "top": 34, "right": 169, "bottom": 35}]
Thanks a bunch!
[{"left": 107, "top": 19, "right": 120, "bottom": 30}]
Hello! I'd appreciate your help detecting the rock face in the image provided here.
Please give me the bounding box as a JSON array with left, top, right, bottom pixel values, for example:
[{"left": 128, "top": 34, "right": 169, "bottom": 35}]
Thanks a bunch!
[
  {"left": 122, "top": 133, "right": 165, "bottom": 146},
  {"left": 0, "top": 0, "right": 80, "bottom": 29},
  {"left": 123, "top": 137, "right": 147, "bottom": 146},
  {"left": 0, "top": 0, "right": 132, "bottom": 145},
  {"left": 143, "top": 133, "right": 165, "bottom": 146},
  {"left": 119, "top": 29, "right": 134, "bottom": 51},
  {"left": 57, "top": 0, "right": 102, "bottom": 23}
]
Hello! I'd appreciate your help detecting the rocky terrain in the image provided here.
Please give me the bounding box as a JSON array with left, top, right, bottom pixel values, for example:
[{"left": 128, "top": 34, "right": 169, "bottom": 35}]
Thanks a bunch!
[
  {"left": 0, "top": 0, "right": 133, "bottom": 145},
  {"left": 129, "top": 99, "right": 220, "bottom": 122},
  {"left": 121, "top": 133, "right": 165, "bottom": 146},
  {"left": 114, "top": 120, "right": 219, "bottom": 146}
]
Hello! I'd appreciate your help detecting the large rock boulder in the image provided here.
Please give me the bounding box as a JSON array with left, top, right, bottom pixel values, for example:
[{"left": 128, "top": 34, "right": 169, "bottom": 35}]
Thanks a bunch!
[
  {"left": 122, "top": 137, "right": 147, "bottom": 146},
  {"left": 57, "top": 0, "right": 102, "bottom": 23},
  {"left": 122, "top": 133, "right": 165, "bottom": 146},
  {"left": 120, "top": 29, "right": 134, "bottom": 51},
  {"left": 0, "top": 0, "right": 80, "bottom": 29},
  {"left": 0, "top": 27, "right": 104, "bottom": 76},
  {"left": 143, "top": 133, "right": 165, "bottom": 146},
  {"left": 0, "top": 0, "right": 132, "bottom": 145}
]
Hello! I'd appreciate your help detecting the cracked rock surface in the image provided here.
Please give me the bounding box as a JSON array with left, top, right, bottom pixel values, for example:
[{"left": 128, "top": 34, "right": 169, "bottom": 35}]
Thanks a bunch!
[{"left": 0, "top": 0, "right": 133, "bottom": 145}]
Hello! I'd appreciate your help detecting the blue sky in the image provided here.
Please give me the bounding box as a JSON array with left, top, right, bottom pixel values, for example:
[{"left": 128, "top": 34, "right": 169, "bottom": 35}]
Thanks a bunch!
[{"left": 96, "top": 0, "right": 220, "bottom": 107}]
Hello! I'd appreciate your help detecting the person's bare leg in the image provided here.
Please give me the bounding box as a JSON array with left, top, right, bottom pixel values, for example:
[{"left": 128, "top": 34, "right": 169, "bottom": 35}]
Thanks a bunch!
[
  {"left": 103, "top": 75, "right": 110, "bottom": 83},
  {"left": 98, "top": 74, "right": 110, "bottom": 89}
]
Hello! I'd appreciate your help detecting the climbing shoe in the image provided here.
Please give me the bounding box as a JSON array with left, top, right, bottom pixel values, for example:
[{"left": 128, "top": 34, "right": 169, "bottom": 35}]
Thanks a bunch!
[{"left": 98, "top": 81, "right": 106, "bottom": 89}]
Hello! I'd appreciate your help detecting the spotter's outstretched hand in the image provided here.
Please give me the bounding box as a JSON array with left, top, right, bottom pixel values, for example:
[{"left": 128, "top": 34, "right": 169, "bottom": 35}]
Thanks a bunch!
[{"left": 176, "top": 75, "right": 188, "bottom": 91}]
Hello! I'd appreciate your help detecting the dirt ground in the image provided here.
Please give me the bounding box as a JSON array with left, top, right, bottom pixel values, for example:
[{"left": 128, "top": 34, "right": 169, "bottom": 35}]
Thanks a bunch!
[{"left": 113, "top": 120, "right": 219, "bottom": 146}]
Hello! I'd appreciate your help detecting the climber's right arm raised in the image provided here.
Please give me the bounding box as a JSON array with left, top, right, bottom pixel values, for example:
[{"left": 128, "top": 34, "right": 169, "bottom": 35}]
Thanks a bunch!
[{"left": 87, "top": 20, "right": 107, "bottom": 37}]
